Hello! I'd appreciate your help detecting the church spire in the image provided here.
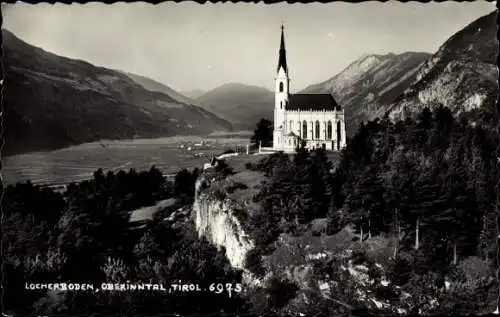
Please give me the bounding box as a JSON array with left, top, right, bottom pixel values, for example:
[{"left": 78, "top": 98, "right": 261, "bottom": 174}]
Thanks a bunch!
[{"left": 277, "top": 23, "right": 288, "bottom": 74}]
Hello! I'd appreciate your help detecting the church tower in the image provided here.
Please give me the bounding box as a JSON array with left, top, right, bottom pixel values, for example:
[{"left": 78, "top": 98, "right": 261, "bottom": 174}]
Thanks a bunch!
[{"left": 274, "top": 24, "right": 289, "bottom": 147}]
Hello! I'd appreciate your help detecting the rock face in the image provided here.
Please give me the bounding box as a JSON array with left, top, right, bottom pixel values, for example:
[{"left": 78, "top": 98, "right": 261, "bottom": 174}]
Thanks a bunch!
[
  {"left": 193, "top": 177, "right": 254, "bottom": 270},
  {"left": 383, "top": 10, "right": 499, "bottom": 123},
  {"left": 300, "top": 52, "right": 430, "bottom": 135}
]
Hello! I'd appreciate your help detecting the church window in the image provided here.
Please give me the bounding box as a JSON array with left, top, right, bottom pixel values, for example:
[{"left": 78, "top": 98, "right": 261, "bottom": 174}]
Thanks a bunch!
[
  {"left": 337, "top": 121, "right": 342, "bottom": 148},
  {"left": 279, "top": 82, "right": 284, "bottom": 92},
  {"left": 289, "top": 121, "right": 293, "bottom": 132},
  {"left": 327, "top": 121, "right": 332, "bottom": 140},
  {"left": 302, "top": 121, "right": 308, "bottom": 139},
  {"left": 315, "top": 121, "right": 320, "bottom": 139}
]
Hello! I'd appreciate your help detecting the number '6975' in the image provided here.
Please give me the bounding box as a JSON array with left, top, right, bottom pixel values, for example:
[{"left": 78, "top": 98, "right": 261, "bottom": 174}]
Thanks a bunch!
[{"left": 208, "top": 283, "right": 242, "bottom": 297}]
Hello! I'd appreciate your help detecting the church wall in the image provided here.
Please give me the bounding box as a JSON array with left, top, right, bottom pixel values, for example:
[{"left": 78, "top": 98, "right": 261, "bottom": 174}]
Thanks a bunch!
[{"left": 285, "top": 109, "right": 342, "bottom": 135}]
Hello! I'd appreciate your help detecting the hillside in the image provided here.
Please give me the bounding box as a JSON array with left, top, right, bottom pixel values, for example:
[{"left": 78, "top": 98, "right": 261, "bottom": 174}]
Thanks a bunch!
[
  {"left": 195, "top": 82, "right": 274, "bottom": 131},
  {"left": 301, "top": 52, "right": 431, "bottom": 135},
  {"left": 1, "top": 29, "right": 232, "bottom": 156},
  {"left": 122, "top": 71, "right": 197, "bottom": 107},
  {"left": 383, "top": 10, "right": 499, "bottom": 126},
  {"left": 181, "top": 89, "right": 205, "bottom": 99}
]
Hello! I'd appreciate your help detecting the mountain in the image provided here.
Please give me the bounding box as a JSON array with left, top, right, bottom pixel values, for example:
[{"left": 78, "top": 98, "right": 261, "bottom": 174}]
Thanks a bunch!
[
  {"left": 1, "top": 29, "right": 233, "bottom": 156},
  {"left": 300, "top": 52, "right": 431, "bottom": 135},
  {"left": 121, "top": 71, "right": 198, "bottom": 107},
  {"left": 383, "top": 10, "right": 499, "bottom": 126},
  {"left": 195, "top": 82, "right": 274, "bottom": 130},
  {"left": 181, "top": 89, "right": 205, "bottom": 99}
]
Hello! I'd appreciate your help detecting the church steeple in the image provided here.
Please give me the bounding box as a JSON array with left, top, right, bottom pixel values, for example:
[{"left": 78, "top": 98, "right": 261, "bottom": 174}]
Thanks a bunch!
[{"left": 277, "top": 23, "right": 288, "bottom": 75}]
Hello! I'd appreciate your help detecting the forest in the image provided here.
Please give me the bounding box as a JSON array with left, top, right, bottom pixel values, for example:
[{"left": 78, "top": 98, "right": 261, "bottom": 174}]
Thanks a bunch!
[
  {"left": 2, "top": 105, "right": 499, "bottom": 315},
  {"left": 2, "top": 165, "right": 249, "bottom": 315},
  {"left": 244, "top": 105, "right": 499, "bottom": 314}
]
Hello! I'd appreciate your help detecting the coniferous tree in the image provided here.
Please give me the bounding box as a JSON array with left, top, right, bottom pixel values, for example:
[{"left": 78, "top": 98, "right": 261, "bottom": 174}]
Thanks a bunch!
[
  {"left": 399, "top": 162, "right": 445, "bottom": 251},
  {"left": 251, "top": 118, "right": 273, "bottom": 147}
]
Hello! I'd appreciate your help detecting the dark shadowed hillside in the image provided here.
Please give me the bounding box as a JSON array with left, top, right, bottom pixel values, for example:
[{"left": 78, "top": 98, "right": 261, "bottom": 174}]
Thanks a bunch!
[
  {"left": 383, "top": 10, "right": 499, "bottom": 127},
  {"left": 195, "top": 82, "right": 274, "bottom": 130},
  {"left": 301, "top": 52, "right": 431, "bottom": 135},
  {"left": 1, "top": 29, "right": 232, "bottom": 156}
]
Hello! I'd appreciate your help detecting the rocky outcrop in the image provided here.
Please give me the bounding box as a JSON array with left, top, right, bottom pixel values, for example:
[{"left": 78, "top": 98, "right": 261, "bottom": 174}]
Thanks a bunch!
[
  {"left": 300, "top": 52, "right": 430, "bottom": 135},
  {"left": 193, "top": 176, "right": 254, "bottom": 270},
  {"left": 383, "top": 10, "right": 498, "bottom": 122}
]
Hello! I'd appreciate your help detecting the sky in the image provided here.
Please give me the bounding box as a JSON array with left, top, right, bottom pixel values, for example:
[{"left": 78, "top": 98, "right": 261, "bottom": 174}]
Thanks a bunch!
[{"left": 2, "top": 1, "right": 496, "bottom": 93}]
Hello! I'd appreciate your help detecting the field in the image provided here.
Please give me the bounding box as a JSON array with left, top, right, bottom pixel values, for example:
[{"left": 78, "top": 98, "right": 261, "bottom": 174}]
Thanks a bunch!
[{"left": 2, "top": 135, "right": 253, "bottom": 186}]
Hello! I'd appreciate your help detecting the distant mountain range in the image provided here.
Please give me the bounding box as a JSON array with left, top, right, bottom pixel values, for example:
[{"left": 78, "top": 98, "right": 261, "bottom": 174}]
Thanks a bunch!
[
  {"left": 2, "top": 10, "right": 497, "bottom": 156},
  {"left": 194, "top": 82, "right": 274, "bottom": 131},
  {"left": 300, "top": 52, "right": 431, "bottom": 135},
  {"left": 383, "top": 10, "right": 499, "bottom": 126},
  {"left": 301, "top": 10, "right": 498, "bottom": 134},
  {"left": 1, "top": 29, "right": 232, "bottom": 156}
]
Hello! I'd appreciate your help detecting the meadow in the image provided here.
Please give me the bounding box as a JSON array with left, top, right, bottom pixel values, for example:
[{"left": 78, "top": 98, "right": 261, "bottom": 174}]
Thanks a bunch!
[{"left": 2, "top": 135, "right": 253, "bottom": 186}]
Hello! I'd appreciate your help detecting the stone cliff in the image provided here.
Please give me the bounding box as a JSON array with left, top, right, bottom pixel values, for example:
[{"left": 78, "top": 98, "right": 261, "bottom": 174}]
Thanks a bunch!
[{"left": 192, "top": 176, "right": 254, "bottom": 270}]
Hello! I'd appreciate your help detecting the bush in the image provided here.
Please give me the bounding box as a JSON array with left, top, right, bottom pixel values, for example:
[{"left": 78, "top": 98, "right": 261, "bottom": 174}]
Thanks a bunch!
[
  {"left": 387, "top": 252, "right": 413, "bottom": 286},
  {"left": 266, "top": 276, "right": 299, "bottom": 310},
  {"left": 245, "top": 249, "right": 266, "bottom": 277},
  {"left": 226, "top": 182, "right": 248, "bottom": 194},
  {"left": 326, "top": 211, "right": 345, "bottom": 235},
  {"left": 214, "top": 159, "right": 234, "bottom": 177}
]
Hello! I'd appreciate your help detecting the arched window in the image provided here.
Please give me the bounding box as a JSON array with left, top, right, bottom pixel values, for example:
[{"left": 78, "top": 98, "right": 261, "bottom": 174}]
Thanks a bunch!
[
  {"left": 315, "top": 121, "right": 320, "bottom": 139},
  {"left": 327, "top": 121, "right": 332, "bottom": 140},
  {"left": 302, "top": 120, "right": 308, "bottom": 139},
  {"left": 289, "top": 121, "right": 293, "bottom": 132},
  {"left": 337, "top": 121, "right": 342, "bottom": 148},
  {"left": 279, "top": 82, "right": 284, "bottom": 92}
]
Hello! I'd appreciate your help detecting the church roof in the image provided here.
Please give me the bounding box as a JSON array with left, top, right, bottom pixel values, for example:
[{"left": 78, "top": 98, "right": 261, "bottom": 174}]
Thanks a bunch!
[
  {"left": 286, "top": 94, "right": 341, "bottom": 111},
  {"left": 277, "top": 24, "right": 288, "bottom": 74}
]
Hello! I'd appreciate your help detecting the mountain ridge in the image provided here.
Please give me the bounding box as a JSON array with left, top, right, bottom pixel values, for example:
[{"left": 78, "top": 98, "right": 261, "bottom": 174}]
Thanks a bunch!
[
  {"left": 382, "top": 10, "right": 499, "bottom": 126},
  {"left": 1, "top": 29, "right": 233, "bottom": 156},
  {"left": 195, "top": 82, "right": 275, "bottom": 131},
  {"left": 300, "top": 51, "right": 432, "bottom": 135}
]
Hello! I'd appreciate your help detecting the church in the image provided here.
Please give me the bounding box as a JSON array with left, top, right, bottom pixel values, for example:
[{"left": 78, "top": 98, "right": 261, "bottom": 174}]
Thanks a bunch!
[{"left": 271, "top": 25, "right": 346, "bottom": 152}]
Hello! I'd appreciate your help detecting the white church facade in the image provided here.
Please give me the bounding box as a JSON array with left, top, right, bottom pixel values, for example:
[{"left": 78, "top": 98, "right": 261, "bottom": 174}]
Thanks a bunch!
[{"left": 271, "top": 25, "right": 346, "bottom": 153}]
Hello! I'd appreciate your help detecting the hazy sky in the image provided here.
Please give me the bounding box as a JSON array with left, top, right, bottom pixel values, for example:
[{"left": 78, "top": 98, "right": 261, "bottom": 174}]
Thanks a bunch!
[{"left": 2, "top": 1, "right": 496, "bottom": 92}]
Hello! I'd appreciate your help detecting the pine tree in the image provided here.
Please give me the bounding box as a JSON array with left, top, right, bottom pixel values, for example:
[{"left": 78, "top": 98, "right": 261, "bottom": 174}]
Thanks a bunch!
[
  {"left": 477, "top": 160, "right": 498, "bottom": 260},
  {"left": 399, "top": 164, "right": 445, "bottom": 251},
  {"left": 436, "top": 138, "right": 471, "bottom": 264}
]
